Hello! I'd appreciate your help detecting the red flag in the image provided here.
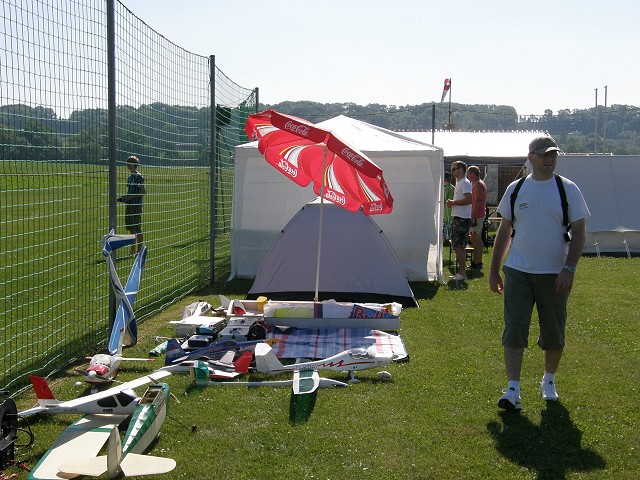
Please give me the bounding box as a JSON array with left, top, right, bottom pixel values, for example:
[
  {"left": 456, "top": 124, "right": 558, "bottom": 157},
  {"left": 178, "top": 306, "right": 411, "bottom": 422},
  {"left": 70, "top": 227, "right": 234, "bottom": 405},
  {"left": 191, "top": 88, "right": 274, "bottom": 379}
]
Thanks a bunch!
[{"left": 440, "top": 78, "right": 451, "bottom": 103}]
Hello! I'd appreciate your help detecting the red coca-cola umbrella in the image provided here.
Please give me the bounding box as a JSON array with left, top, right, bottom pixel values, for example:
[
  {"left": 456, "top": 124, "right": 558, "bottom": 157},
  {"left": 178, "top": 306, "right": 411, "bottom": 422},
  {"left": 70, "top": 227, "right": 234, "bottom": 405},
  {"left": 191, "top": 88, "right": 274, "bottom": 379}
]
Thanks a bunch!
[
  {"left": 245, "top": 110, "right": 393, "bottom": 215},
  {"left": 245, "top": 109, "right": 394, "bottom": 300}
]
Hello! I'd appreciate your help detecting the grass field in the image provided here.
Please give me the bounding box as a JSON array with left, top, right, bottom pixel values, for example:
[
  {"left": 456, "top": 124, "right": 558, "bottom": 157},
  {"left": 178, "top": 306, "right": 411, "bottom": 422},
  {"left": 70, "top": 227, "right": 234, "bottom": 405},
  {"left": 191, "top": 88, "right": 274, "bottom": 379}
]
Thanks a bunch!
[{"left": 7, "top": 251, "right": 639, "bottom": 479}]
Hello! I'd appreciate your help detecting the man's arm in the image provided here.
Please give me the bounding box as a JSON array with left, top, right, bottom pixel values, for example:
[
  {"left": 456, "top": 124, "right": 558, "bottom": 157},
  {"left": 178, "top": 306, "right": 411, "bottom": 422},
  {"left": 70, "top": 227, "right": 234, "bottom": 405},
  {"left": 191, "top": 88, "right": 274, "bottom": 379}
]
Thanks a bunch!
[
  {"left": 555, "top": 218, "right": 586, "bottom": 293},
  {"left": 489, "top": 218, "right": 513, "bottom": 294}
]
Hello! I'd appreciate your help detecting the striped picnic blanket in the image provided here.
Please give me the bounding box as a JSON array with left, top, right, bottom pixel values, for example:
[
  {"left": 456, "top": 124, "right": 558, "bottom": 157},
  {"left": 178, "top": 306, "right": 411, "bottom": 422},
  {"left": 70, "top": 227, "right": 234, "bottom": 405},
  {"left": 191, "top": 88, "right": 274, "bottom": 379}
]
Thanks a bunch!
[{"left": 270, "top": 327, "right": 408, "bottom": 361}]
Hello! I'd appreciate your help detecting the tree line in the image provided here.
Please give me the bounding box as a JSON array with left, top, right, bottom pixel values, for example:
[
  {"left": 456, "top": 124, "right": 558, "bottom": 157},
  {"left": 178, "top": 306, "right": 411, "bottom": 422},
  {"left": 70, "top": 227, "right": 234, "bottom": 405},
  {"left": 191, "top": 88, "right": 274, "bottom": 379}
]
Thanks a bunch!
[
  {"left": 2, "top": 100, "right": 639, "bottom": 164},
  {"left": 263, "top": 101, "right": 640, "bottom": 154}
]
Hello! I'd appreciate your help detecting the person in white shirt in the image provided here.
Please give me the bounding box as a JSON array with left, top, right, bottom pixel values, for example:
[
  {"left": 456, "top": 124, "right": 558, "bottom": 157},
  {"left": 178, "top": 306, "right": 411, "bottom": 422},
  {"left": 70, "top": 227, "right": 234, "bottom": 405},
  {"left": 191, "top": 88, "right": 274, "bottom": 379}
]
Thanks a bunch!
[
  {"left": 445, "top": 161, "right": 472, "bottom": 281},
  {"left": 490, "top": 135, "right": 590, "bottom": 411}
]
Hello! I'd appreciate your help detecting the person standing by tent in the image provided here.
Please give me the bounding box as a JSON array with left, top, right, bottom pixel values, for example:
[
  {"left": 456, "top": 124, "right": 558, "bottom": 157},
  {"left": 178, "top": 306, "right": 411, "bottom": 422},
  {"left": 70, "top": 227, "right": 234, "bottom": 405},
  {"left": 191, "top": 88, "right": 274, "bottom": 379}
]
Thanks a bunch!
[
  {"left": 117, "top": 155, "right": 146, "bottom": 256},
  {"left": 466, "top": 165, "right": 487, "bottom": 270},
  {"left": 446, "top": 161, "right": 472, "bottom": 281},
  {"left": 443, "top": 171, "right": 455, "bottom": 241},
  {"left": 489, "top": 135, "right": 590, "bottom": 410}
]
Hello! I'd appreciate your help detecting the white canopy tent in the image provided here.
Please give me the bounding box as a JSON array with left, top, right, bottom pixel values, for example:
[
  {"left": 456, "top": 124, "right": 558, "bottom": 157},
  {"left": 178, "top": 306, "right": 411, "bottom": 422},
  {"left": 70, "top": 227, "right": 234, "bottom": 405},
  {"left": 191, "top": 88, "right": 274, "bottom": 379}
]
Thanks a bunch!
[
  {"left": 230, "top": 115, "right": 444, "bottom": 282},
  {"left": 552, "top": 155, "right": 640, "bottom": 256}
]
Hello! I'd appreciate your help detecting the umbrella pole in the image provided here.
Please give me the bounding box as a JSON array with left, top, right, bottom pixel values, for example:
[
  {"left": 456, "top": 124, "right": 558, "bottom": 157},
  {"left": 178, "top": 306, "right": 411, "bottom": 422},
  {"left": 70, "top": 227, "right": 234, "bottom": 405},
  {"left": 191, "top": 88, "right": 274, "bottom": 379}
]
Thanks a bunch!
[{"left": 314, "top": 149, "right": 328, "bottom": 302}]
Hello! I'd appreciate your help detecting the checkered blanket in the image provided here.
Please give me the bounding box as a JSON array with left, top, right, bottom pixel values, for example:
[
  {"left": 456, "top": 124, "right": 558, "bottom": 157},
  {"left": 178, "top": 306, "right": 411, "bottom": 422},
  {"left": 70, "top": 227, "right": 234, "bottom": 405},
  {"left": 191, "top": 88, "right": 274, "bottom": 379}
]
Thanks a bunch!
[{"left": 269, "top": 327, "right": 408, "bottom": 361}]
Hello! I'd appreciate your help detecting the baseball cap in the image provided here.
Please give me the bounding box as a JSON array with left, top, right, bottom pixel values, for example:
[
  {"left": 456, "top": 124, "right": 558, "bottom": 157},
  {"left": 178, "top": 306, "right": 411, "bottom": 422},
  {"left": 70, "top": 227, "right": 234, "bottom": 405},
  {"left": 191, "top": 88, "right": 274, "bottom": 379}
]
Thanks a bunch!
[{"left": 529, "top": 135, "right": 560, "bottom": 154}]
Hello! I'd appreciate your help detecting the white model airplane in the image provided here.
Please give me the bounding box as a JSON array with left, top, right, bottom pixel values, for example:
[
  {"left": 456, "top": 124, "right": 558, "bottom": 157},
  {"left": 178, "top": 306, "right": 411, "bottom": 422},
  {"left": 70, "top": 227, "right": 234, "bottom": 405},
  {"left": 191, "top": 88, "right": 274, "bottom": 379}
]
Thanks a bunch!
[
  {"left": 17, "top": 370, "right": 171, "bottom": 417},
  {"left": 77, "top": 232, "right": 153, "bottom": 385},
  {"left": 254, "top": 343, "right": 394, "bottom": 385},
  {"left": 27, "top": 381, "right": 175, "bottom": 479}
]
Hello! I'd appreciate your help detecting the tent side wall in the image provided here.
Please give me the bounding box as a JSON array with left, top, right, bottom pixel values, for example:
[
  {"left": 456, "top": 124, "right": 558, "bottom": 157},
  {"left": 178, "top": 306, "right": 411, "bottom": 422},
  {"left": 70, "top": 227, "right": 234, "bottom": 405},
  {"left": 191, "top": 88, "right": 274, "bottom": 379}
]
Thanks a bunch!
[{"left": 552, "top": 155, "right": 640, "bottom": 255}]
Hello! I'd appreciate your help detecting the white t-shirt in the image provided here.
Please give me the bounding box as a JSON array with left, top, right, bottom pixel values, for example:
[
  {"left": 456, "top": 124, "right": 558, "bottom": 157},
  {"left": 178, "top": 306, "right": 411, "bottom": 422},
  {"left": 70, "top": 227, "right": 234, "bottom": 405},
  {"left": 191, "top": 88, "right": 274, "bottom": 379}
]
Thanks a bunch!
[
  {"left": 497, "top": 174, "right": 590, "bottom": 274},
  {"left": 452, "top": 177, "right": 472, "bottom": 219}
]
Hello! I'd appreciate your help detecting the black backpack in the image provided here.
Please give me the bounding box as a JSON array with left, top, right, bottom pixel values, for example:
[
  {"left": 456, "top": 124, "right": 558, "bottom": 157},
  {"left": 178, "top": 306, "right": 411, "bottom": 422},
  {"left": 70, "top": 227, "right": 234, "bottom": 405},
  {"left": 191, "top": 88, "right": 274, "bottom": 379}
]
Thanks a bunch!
[{"left": 510, "top": 174, "right": 571, "bottom": 243}]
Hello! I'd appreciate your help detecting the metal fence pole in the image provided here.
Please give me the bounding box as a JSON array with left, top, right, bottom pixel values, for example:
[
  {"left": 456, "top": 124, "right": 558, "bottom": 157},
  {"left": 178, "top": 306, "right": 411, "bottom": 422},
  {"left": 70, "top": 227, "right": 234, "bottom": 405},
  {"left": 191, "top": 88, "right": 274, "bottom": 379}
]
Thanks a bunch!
[
  {"left": 209, "top": 55, "right": 217, "bottom": 288},
  {"left": 107, "top": 0, "right": 117, "bottom": 328}
]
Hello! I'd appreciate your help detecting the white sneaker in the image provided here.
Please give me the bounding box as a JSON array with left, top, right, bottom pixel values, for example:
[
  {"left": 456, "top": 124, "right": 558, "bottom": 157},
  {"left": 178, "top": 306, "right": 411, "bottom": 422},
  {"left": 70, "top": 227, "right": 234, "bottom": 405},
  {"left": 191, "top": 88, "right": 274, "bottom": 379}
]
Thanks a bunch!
[
  {"left": 449, "top": 273, "right": 467, "bottom": 281},
  {"left": 541, "top": 380, "right": 559, "bottom": 401},
  {"left": 498, "top": 387, "right": 522, "bottom": 410}
]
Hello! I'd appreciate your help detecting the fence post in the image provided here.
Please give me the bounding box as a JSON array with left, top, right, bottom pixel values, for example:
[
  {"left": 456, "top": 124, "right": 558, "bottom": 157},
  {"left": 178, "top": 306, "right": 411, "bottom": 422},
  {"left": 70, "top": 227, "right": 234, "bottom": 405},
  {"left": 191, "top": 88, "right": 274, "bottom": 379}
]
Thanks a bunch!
[
  {"left": 209, "top": 55, "right": 217, "bottom": 288},
  {"left": 107, "top": 0, "right": 117, "bottom": 328}
]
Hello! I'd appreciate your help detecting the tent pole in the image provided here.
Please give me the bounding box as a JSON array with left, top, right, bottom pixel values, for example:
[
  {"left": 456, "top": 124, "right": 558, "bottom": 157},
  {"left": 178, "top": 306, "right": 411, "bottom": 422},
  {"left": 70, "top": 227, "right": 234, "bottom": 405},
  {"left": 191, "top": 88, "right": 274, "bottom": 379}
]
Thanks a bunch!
[{"left": 314, "top": 149, "right": 328, "bottom": 302}]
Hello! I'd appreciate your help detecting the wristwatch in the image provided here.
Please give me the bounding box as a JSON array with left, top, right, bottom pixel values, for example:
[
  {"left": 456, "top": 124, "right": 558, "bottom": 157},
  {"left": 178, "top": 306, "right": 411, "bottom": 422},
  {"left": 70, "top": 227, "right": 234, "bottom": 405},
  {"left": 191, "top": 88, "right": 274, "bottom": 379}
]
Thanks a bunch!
[{"left": 563, "top": 265, "right": 577, "bottom": 273}]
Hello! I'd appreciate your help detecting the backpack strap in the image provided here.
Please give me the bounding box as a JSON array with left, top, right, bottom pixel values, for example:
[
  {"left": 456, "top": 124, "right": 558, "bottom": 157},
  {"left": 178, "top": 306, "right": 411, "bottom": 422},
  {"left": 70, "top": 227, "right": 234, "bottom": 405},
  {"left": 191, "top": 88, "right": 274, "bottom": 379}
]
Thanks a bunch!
[
  {"left": 554, "top": 174, "right": 572, "bottom": 242},
  {"left": 509, "top": 177, "right": 526, "bottom": 238}
]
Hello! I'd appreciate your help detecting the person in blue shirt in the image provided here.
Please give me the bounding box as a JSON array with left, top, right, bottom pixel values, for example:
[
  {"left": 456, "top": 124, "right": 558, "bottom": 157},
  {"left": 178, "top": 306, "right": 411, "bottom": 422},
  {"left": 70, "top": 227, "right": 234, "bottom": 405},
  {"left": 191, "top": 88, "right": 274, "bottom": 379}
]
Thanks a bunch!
[{"left": 117, "top": 155, "right": 146, "bottom": 256}]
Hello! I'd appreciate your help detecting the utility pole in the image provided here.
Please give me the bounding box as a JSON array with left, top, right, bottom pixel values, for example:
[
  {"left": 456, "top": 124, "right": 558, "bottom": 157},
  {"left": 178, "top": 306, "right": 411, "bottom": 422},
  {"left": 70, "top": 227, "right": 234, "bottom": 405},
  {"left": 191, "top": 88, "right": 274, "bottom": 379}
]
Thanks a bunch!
[
  {"left": 603, "top": 85, "right": 608, "bottom": 151},
  {"left": 594, "top": 88, "right": 598, "bottom": 153}
]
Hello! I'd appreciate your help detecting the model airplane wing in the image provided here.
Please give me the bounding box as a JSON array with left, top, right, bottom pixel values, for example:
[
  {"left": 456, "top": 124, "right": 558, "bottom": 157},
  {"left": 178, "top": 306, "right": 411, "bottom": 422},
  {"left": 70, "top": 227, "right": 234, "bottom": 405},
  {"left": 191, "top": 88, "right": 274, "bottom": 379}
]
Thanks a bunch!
[
  {"left": 106, "top": 246, "right": 147, "bottom": 353},
  {"left": 64, "top": 370, "right": 171, "bottom": 407}
]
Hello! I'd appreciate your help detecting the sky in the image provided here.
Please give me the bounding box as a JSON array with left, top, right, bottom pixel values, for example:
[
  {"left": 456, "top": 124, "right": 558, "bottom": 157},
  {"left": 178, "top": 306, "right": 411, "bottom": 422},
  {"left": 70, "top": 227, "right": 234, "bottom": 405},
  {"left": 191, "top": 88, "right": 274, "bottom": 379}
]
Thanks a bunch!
[{"left": 121, "top": 0, "right": 640, "bottom": 116}]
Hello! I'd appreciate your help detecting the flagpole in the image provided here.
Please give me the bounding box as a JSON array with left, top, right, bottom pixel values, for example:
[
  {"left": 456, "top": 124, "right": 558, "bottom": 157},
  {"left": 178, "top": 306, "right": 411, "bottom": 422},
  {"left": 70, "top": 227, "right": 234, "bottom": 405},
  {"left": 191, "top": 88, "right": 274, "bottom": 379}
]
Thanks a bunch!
[{"left": 448, "top": 78, "right": 452, "bottom": 130}]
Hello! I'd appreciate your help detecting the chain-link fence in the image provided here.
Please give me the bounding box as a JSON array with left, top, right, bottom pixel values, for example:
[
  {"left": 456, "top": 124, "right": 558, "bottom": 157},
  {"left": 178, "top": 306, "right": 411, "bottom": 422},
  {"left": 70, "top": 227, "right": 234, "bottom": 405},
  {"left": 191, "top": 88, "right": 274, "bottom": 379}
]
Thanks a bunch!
[{"left": 0, "top": 0, "right": 256, "bottom": 391}]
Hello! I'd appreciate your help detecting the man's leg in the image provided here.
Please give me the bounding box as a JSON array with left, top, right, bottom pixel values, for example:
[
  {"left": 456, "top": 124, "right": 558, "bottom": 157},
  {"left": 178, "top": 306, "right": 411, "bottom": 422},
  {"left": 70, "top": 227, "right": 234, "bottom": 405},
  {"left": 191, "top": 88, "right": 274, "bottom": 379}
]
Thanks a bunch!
[
  {"left": 453, "top": 245, "right": 466, "bottom": 275},
  {"left": 504, "top": 346, "right": 524, "bottom": 381},
  {"left": 126, "top": 228, "right": 136, "bottom": 256},
  {"left": 471, "top": 231, "right": 483, "bottom": 265},
  {"left": 543, "top": 348, "right": 563, "bottom": 374},
  {"left": 136, "top": 232, "right": 144, "bottom": 253}
]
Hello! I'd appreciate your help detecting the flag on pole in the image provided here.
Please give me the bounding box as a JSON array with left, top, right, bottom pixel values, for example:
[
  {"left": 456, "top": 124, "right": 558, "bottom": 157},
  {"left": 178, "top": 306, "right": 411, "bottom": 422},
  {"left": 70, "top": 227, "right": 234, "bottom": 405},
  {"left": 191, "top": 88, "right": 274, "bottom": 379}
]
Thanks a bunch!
[{"left": 440, "top": 78, "right": 451, "bottom": 103}]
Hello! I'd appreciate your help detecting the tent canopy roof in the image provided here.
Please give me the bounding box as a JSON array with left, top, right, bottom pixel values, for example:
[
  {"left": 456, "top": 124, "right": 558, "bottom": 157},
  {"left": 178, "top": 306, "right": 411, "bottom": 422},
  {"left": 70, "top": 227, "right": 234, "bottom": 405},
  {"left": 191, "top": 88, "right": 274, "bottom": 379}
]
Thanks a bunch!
[{"left": 402, "top": 130, "right": 546, "bottom": 159}]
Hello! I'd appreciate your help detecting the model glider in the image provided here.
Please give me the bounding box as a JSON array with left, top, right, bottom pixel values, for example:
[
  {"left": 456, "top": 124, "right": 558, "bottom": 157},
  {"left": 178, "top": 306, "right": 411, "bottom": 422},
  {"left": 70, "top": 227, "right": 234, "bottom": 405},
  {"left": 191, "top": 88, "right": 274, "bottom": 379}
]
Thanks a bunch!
[
  {"left": 189, "top": 360, "right": 348, "bottom": 388},
  {"left": 57, "top": 383, "right": 175, "bottom": 478},
  {"left": 254, "top": 343, "right": 393, "bottom": 383},
  {"left": 77, "top": 232, "right": 152, "bottom": 385},
  {"left": 18, "top": 370, "right": 171, "bottom": 417}
]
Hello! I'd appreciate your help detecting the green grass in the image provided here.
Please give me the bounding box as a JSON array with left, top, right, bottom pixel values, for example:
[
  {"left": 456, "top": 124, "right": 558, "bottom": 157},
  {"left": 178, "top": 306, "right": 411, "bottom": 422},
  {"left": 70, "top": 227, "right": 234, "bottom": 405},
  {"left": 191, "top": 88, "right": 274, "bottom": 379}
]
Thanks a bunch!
[{"left": 8, "top": 252, "right": 640, "bottom": 479}]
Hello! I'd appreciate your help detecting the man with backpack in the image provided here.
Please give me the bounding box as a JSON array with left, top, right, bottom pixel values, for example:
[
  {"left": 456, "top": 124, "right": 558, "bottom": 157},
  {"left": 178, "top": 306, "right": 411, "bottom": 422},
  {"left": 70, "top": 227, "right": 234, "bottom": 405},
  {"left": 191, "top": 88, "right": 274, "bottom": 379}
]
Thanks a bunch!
[{"left": 489, "top": 135, "right": 590, "bottom": 410}]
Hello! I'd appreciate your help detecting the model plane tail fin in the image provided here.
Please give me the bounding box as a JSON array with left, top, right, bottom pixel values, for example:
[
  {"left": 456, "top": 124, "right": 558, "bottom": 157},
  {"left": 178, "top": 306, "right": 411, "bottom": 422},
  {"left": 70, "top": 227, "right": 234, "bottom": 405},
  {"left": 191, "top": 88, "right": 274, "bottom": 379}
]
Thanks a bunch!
[
  {"left": 253, "top": 343, "right": 285, "bottom": 373},
  {"left": 293, "top": 369, "right": 320, "bottom": 395},
  {"left": 164, "top": 338, "right": 188, "bottom": 366},
  {"left": 29, "top": 376, "right": 59, "bottom": 407},
  {"left": 233, "top": 350, "right": 253, "bottom": 374},
  {"left": 189, "top": 360, "right": 210, "bottom": 384},
  {"left": 58, "top": 426, "right": 175, "bottom": 478}
]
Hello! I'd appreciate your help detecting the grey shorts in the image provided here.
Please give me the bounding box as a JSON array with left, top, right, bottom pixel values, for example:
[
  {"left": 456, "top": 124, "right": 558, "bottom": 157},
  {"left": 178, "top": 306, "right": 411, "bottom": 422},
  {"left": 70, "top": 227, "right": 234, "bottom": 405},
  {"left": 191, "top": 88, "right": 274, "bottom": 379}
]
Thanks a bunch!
[{"left": 502, "top": 266, "right": 569, "bottom": 350}]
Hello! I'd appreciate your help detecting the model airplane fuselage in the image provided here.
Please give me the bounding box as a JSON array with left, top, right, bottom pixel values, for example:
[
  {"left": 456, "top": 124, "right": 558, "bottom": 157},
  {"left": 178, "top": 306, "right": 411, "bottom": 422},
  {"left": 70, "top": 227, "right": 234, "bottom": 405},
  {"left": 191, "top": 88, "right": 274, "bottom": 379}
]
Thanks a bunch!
[{"left": 254, "top": 343, "right": 393, "bottom": 374}]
